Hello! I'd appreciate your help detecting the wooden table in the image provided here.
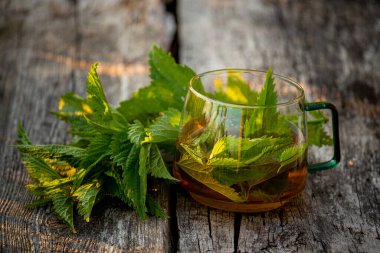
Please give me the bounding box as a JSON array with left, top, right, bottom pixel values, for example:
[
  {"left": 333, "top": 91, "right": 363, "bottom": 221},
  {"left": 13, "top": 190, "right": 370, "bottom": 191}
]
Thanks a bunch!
[{"left": 1, "top": 0, "right": 379, "bottom": 252}]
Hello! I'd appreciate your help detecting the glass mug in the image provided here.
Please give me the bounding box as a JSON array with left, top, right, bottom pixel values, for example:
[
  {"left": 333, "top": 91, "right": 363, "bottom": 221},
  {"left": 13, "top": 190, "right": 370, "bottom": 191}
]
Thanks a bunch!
[{"left": 173, "top": 69, "right": 340, "bottom": 212}]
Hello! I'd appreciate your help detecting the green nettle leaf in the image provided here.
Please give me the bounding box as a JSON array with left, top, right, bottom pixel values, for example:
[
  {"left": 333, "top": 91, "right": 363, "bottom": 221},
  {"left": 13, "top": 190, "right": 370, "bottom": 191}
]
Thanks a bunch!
[
  {"left": 80, "top": 133, "right": 112, "bottom": 169},
  {"left": 104, "top": 169, "right": 130, "bottom": 205},
  {"left": 118, "top": 86, "right": 177, "bottom": 123},
  {"left": 277, "top": 144, "right": 307, "bottom": 173},
  {"left": 123, "top": 144, "right": 147, "bottom": 218},
  {"left": 17, "top": 122, "right": 32, "bottom": 145},
  {"left": 285, "top": 106, "right": 332, "bottom": 147},
  {"left": 243, "top": 67, "right": 282, "bottom": 137},
  {"left": 128, "top": 120, "right": 146, "bottom": 145},
  {"left": 307, "top": 111, "right": 333, "bottom": 146},
  {"left": 52, "top": 191, "right": 75, "bottom": 233},
  {"left": 139, "top": 143, "right": 151, "bottom": 176},
  {"left": 25, "top": 198, "right": 52, "bottom": 209},
  {"left": 226, "top": 74, "right": 252, "bottom": 104},
  {"left": 210, "top": 73, "right": 258, "bottom": 105},
  {"left": 26, "top": 184, "right": 46, "bottom": 196},
  {"left": 148, "top": 46, "right": 195, "bottom": 103},
  {"left": 209, "top": 135, "right": 292, "bottom": 165},
  {"left": 146, "top": 108, "right": 181, "bottom": 143},
  {"left": 83, "top": 114, "right": 120, "bottom": 134},
  {"left": 118, "top": 45, "right": 196, "bottom": 122},
  {"left": 41, "top": 177, "right": 74, "bottom": 189},
  {"left": 56, "top": 92, "right": 91, "bottom": 115},
  {"left": 21, "top": 156, "right": 62, "bottom": 184},
  {"left": 61, "top": 116, "right": 95, "bottom": 141},
  {"left": 82, "top": 63, "right": 130, "bottom": 135},
  {"left": 163, "top": 108, "right": 182, "bottom": 127},
  {"left": 86, "top": 63, "right": 111, "bottom": 118},
  {"left": 211, "top": 164, "right": 272, "bottom": 186},
  {"left": 209, "top": 138, "right": 226, "bottom": 159},
  {"left": 110, "top": 132, "right": 133, "bottom": 167},
  {"left": 16, "top": 144, "right": 85, "bottom": 160},
  {"left": 258, "top": 68, "right": 278, "bottom": 129},
  {"left": 177, "top": 154, "right": 206, "bottom": 172},
  {"left": 180, "top": 166, "right": 245, "bottom": 202},
  {"left": 72, "top": 182, "right": 101, "bottom": 222},
  {"left": 140, "top": 143, "right": 178, "bottom": 182},
  {"left": 178, "top": 143, "right": 205, "bottom": 165},
  {"left": 208, "top": 157, "right": 240, "bottom": 167},
  {"left": 146, "top": 194, "right": 168, "bottom": 218},
  {"left": 222, "top": 136, "right": 256, "bottom": 157},
  {"left": 241, "top": 136, "right": 293, "bottom": 164},
  {"left": 228, "top": 74, "right": 258, "bottom": 105}
]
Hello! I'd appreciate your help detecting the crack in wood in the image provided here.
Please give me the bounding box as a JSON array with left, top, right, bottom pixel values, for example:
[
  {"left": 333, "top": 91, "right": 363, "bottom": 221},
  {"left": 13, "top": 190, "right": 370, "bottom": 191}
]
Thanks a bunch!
[
  {"left": 164, "top": 1, "right": 181, "bottom": 252},
  {"left": 165, "top": 0, "right": 179, "bottom": 62},
  {"left": 168, "top": 185, "right": 179, "bottom": 253},
  {"left": 206, "top": 208, "right": 213, "bottom": 246},
  {"left": 233, "top": 213, "right": 242, "bottom": 253}
]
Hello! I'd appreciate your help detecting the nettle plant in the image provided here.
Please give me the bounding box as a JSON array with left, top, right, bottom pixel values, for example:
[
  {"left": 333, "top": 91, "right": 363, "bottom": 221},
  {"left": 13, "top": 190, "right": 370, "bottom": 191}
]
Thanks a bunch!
[{"left": 17, "top": 46, "right": 331, "bottom": 232}]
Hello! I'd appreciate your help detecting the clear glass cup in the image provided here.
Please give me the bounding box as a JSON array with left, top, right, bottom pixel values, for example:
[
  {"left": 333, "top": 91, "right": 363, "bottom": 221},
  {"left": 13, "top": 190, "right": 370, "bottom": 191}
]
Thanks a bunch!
[{"left": 173, "top": 69, "right": 340, "bottom": 212}]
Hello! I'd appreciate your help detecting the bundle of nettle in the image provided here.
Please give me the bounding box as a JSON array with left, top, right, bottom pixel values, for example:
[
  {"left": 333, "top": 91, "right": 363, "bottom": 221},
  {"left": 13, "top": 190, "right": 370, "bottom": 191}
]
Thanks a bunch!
[{"left": 17, "top": 46, "right": 331, "bottom": 232}]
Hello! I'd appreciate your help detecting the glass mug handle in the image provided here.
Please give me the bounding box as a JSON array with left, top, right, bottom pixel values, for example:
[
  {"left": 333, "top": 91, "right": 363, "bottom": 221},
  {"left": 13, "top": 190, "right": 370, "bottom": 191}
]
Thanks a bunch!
[{"left": 305, "top": 102, "right": 341, "bottom": 172}]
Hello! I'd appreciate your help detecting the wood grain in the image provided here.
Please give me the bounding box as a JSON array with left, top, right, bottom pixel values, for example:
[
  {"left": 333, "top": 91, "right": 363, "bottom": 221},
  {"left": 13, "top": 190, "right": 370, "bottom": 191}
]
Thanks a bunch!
[
  {"left": 1, "top": 0, "right": 380, "bottom": 252},
  {"left": 0, "top": 0, "right": 174, "bottom": 252},
  {"left": 175, "top": 188, "right": 236, "bottom": 252},
  {"left": 177, "top": 0, "right": 380, "bottom": 252}
]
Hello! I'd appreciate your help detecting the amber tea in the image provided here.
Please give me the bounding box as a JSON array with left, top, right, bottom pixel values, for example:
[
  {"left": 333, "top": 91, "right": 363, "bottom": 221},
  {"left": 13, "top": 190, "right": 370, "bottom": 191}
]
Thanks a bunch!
[{"left": 174, "top": 118, "right": 308, "bottom": 212}]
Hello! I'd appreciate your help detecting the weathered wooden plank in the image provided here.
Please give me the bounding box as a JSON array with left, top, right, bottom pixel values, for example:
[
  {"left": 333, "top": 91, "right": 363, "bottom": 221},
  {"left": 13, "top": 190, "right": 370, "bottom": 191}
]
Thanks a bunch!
[
  {"left": 178, "top": 0, "right": 380, "bottom": 252},
  {"left": 0, "top": 0, "right": 174, "bottom": 252},
  {"left": 175, "top": 188, "right": 236, "bottom": 252}
]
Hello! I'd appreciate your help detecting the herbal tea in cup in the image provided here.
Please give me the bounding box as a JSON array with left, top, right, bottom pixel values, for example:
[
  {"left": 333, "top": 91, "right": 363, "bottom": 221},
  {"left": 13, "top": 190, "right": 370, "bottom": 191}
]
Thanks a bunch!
[{"left": 173, "top": 69, "right": 340, "bottom": 212}]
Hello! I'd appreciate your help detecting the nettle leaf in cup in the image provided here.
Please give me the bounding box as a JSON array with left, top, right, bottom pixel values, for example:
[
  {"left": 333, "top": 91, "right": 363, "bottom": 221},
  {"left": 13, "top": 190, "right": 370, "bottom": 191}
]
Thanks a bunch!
[{"left": 174, "top": 68, "right": 332, "bottom": 208}]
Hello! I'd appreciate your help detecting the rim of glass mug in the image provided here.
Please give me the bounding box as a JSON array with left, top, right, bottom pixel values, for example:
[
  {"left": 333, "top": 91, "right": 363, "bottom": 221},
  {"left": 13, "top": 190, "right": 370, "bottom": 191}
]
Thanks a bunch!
[
  {"left": 188, "top": 68, "right": 340, "bottom": 172},
  {"left": 189, "top": 68, "right": 305, "bottom": 108}
]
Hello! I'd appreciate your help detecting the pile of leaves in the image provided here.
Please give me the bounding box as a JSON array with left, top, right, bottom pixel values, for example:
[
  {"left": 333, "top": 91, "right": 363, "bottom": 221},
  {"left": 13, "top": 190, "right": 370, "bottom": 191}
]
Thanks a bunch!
[{"left": 17, "top": 46, "right": 332, "bottom": 232}]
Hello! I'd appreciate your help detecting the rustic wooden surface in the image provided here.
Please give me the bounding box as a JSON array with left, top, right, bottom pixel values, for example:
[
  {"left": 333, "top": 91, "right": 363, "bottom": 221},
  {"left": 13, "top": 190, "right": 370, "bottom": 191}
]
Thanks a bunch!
[
  {"left": 177, "top": 0, "right": 380, "bottom": 252},
  {"left": 0, "top": 0, "right": 174, "bottom": 252},
  {"left": 0, "top": 0, "right": 379, "bottom": 252}
]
